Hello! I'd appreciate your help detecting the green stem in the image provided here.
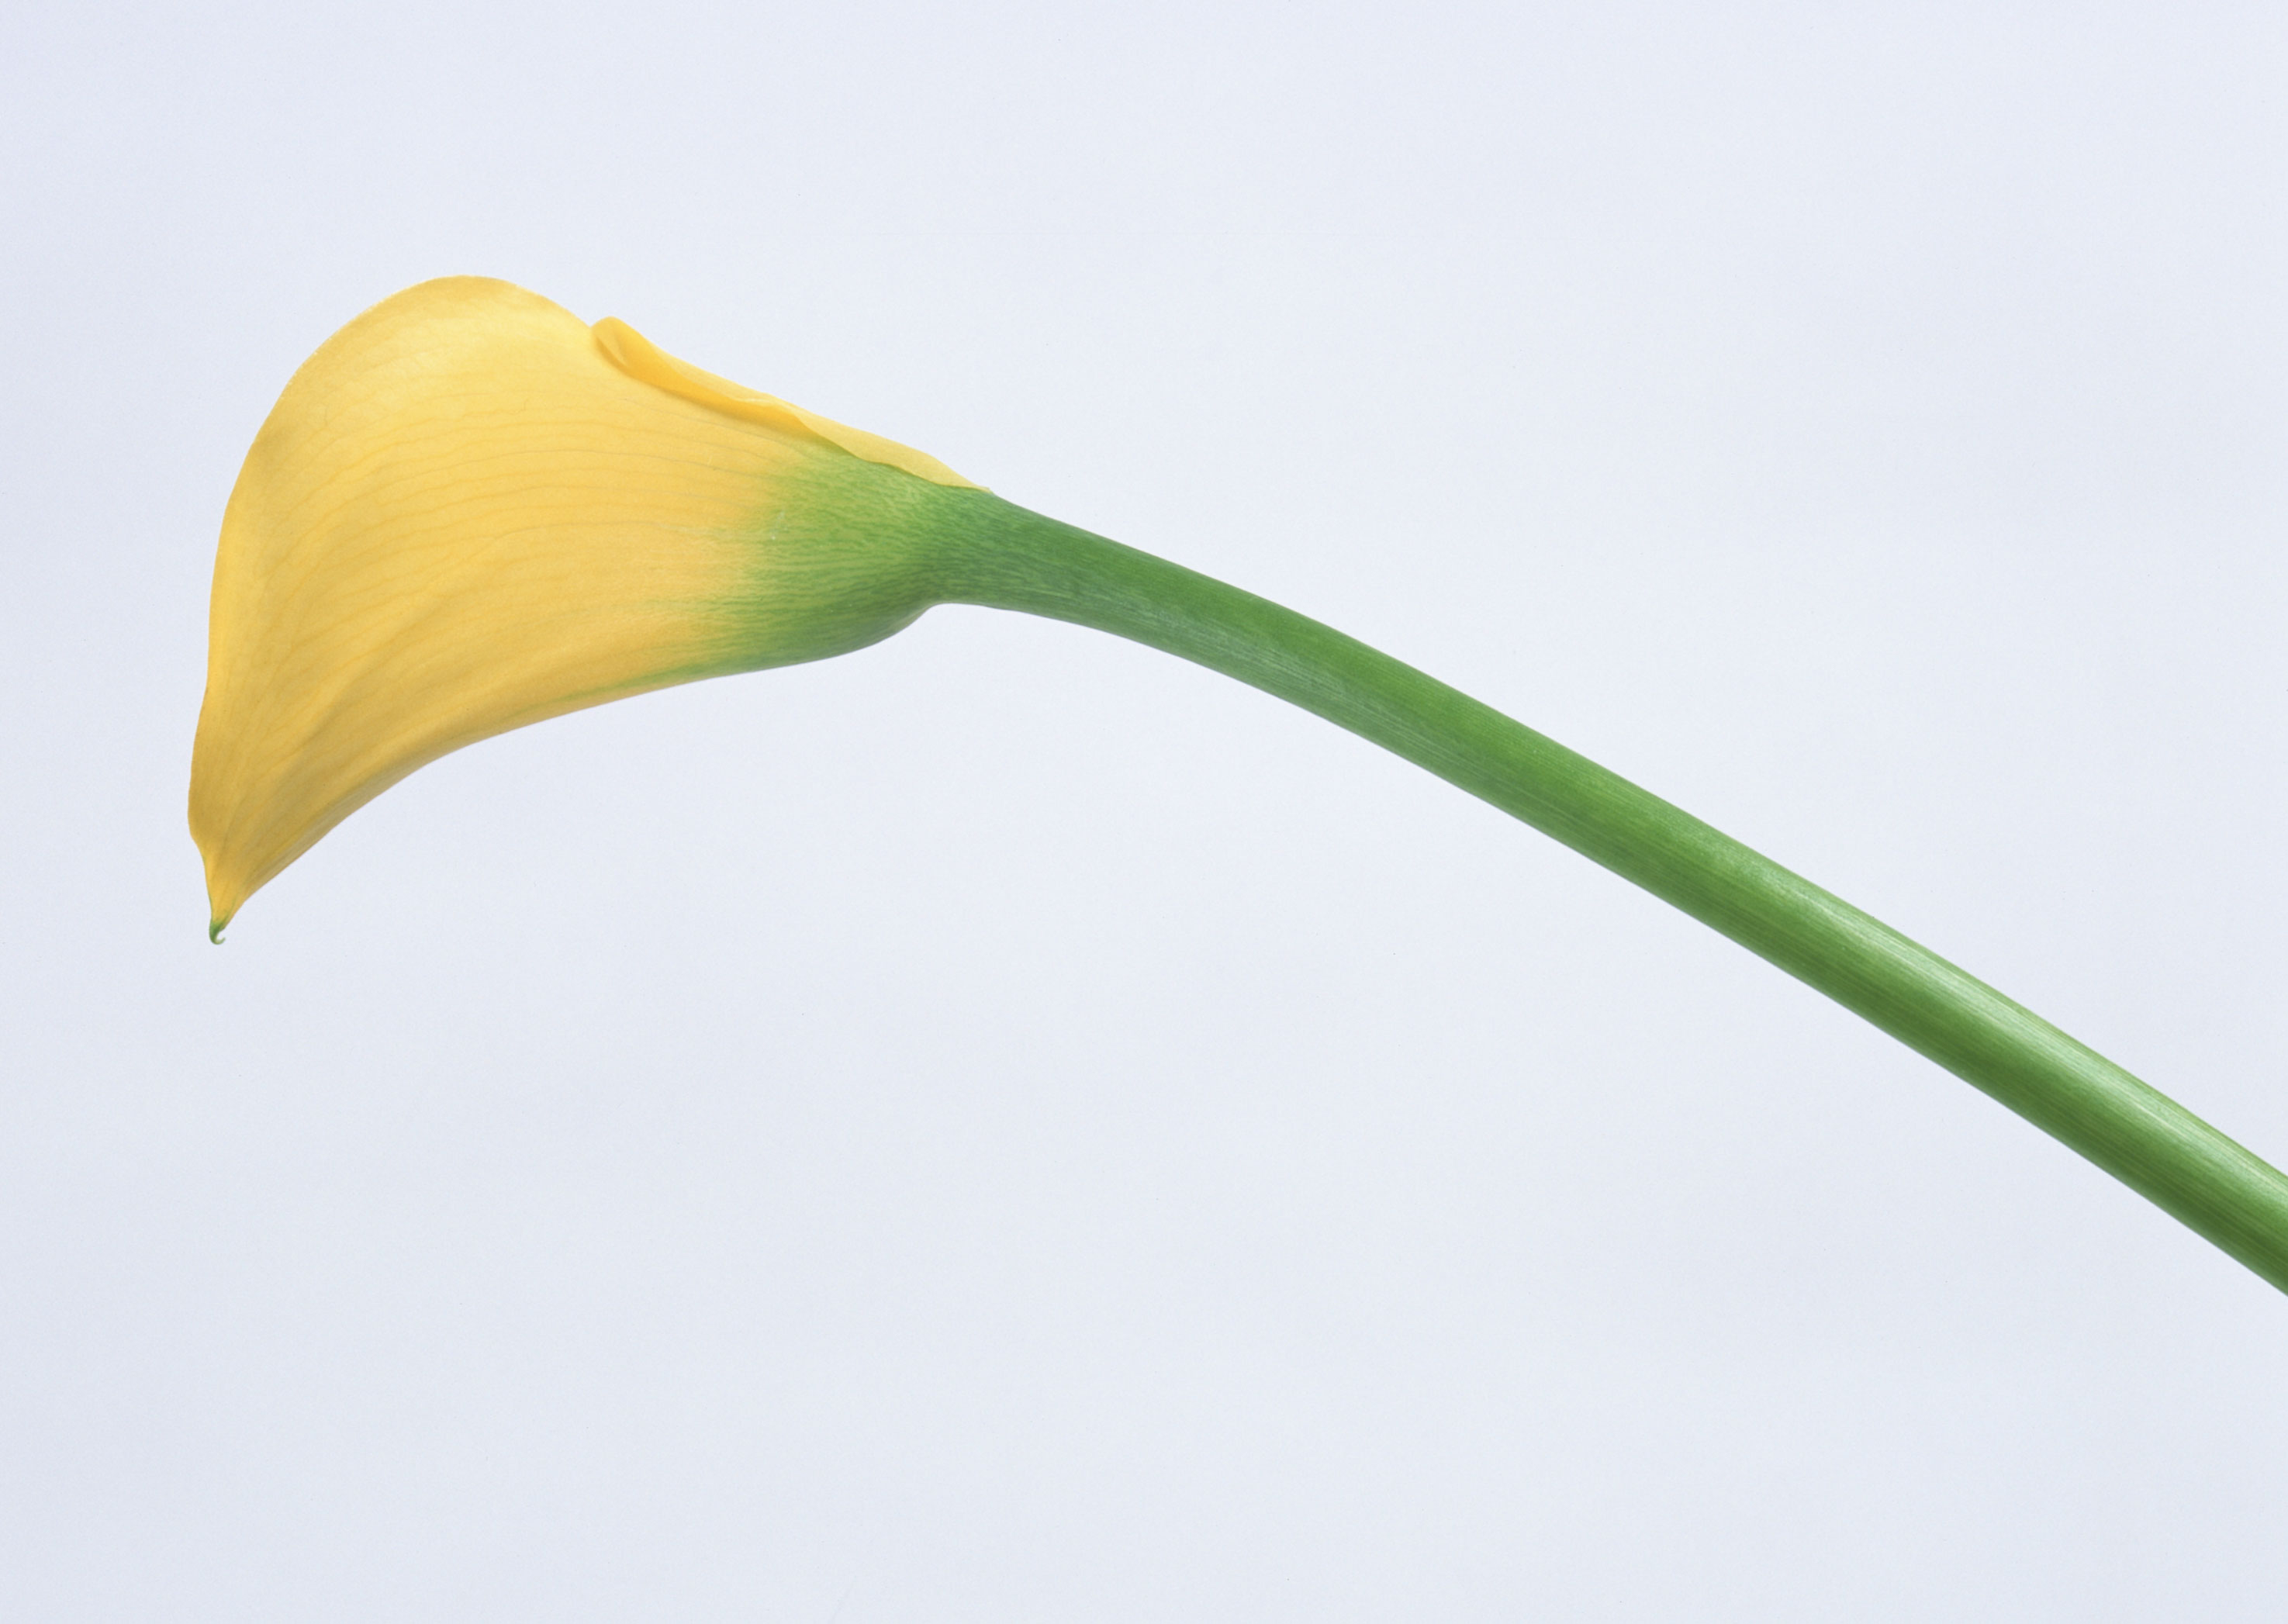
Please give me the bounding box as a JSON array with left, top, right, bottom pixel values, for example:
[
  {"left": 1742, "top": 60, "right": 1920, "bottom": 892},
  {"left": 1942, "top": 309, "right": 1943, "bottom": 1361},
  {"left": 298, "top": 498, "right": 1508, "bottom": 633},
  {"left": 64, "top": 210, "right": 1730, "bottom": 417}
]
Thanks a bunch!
[{"left": 927, "top": 492, "right": 2288, "bottom": 1293}]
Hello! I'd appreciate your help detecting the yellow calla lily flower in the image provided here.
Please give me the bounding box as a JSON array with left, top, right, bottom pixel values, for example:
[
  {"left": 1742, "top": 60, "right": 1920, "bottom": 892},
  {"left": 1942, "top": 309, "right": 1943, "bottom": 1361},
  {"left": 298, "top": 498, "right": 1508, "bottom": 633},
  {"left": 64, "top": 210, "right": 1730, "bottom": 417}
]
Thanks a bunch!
[
  {"left": 189, "top": 275, "right": 2288, "bottom": 1300},
  {"left": 189, "top": 276, "right": 983, "bottom": 940}
]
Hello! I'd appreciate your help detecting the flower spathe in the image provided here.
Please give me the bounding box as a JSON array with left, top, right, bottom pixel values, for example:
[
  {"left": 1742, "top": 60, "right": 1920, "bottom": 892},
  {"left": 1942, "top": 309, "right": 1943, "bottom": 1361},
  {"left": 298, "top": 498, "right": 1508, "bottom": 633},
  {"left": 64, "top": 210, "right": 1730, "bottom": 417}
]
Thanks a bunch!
[{"left": 188, "top": 277, "right": 981, "bottom": 938}]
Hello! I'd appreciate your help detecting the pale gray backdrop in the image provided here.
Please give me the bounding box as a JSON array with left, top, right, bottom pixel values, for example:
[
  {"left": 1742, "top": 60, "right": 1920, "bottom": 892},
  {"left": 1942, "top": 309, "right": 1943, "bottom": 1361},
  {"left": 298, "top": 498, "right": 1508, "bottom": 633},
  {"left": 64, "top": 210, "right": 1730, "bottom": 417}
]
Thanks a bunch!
[{"left": 4, "top": 2, "right": 2285, "bottom": 1618}]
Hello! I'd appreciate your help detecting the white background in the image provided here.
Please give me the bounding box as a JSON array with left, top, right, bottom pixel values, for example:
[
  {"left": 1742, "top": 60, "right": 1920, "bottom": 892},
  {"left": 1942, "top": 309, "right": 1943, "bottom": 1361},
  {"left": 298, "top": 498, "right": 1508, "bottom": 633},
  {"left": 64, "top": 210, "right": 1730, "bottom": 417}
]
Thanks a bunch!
[{"left": 5, "top": 2, "right": 2286, "bottom": 1617}]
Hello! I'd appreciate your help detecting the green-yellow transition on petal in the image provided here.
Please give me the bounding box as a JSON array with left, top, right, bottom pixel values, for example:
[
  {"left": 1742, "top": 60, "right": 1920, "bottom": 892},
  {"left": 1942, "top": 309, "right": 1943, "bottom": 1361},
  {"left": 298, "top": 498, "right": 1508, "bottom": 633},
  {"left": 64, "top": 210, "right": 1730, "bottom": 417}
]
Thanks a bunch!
[{"left": 189, "top": 276, "right": 983, "bottom": 936}]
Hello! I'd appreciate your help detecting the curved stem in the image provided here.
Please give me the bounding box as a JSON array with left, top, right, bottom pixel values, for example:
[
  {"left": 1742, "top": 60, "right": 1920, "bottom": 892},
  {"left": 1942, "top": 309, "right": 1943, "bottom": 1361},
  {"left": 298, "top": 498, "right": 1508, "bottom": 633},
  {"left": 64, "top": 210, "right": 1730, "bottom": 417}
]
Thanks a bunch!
[{"left": 928, "top": 493, "right": 2288, "bottom": 1293}]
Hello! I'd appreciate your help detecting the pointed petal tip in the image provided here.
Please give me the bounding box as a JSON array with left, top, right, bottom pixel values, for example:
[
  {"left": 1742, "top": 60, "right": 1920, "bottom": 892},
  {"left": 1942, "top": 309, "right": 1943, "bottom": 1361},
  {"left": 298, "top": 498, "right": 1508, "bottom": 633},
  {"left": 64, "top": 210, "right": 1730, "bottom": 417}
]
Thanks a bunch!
[{"left": 196, "top": 836, "right": 244, "bottom": 944}]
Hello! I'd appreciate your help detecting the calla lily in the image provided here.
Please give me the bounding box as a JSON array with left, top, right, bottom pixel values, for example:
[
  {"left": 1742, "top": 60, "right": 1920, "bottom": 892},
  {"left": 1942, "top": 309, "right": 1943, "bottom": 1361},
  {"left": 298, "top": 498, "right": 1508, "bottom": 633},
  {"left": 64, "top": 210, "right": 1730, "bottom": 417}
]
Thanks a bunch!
[
  {"left": 191, "top": 277, "right": 983, "bottom": 937},
  {"left": 192, "top": 276, "right": 2288, "bottom": 1297}
]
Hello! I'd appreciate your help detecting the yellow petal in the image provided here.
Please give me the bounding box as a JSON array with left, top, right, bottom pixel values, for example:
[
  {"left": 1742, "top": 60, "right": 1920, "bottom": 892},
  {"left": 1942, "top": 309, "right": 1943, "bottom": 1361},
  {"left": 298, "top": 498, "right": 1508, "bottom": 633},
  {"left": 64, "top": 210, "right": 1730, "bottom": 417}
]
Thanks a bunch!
[
  {"left": 190, "top": 276, "right": 976, "bottom": 938},
  {"left": 589, "top": 316, "right": 980, "bottom": 491}
]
